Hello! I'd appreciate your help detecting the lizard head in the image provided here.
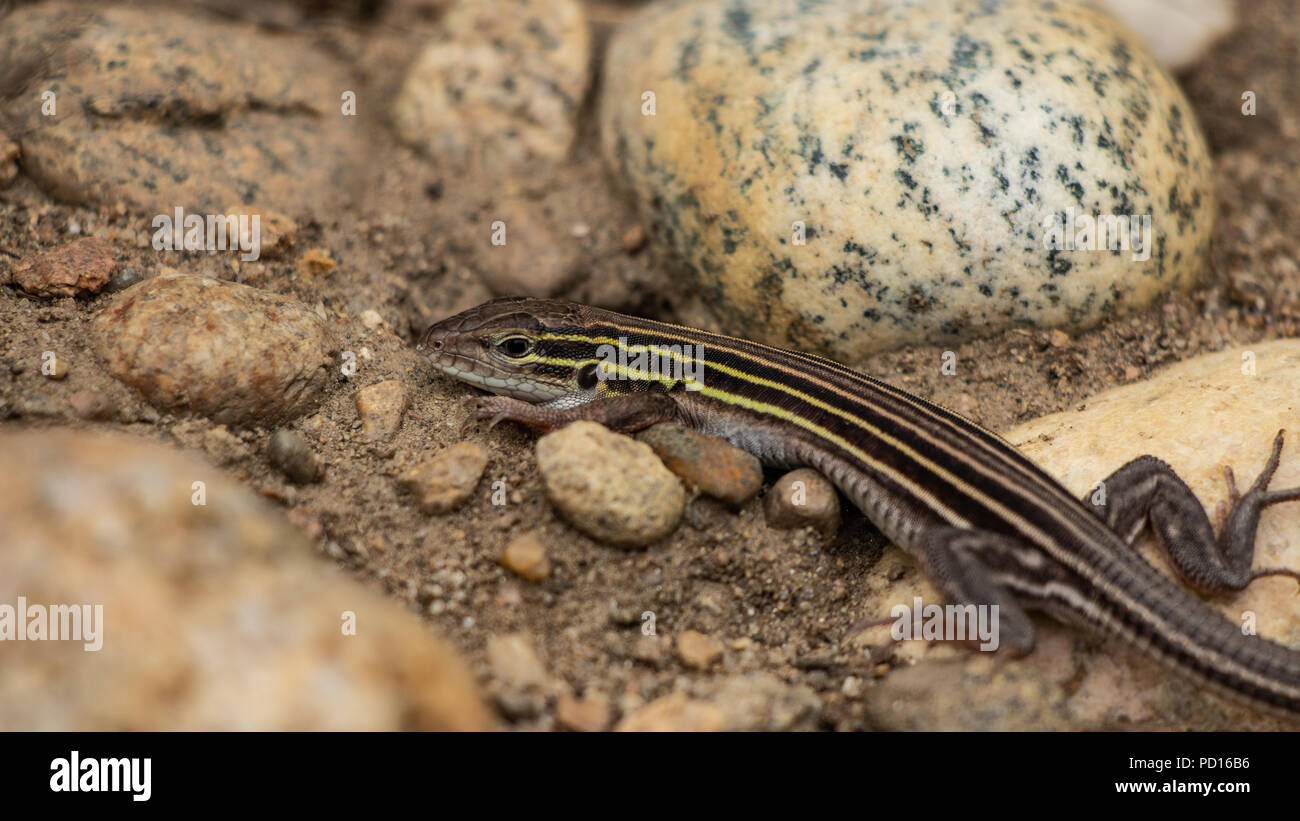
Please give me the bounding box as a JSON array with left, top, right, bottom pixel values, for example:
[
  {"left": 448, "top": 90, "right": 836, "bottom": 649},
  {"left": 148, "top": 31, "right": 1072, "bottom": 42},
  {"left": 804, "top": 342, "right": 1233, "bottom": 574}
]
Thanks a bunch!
[{"left": 416, "top": 297, "right": 599, "bottom": 404}]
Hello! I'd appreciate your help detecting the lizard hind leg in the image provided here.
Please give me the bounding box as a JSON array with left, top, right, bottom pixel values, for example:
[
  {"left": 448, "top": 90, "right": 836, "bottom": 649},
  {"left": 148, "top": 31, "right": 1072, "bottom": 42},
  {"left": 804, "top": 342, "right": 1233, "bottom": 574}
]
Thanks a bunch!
[
  {"left": 909, "top": 527, "right": 1051, "bottom": 657},
  {"left": 1084, "top": 429, "right": 1300, "bottom": 594}
]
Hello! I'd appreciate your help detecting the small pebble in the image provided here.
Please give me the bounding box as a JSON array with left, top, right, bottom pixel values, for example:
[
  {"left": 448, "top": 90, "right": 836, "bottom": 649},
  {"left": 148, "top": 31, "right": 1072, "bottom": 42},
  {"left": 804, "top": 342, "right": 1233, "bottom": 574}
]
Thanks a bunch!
[
  {"left": 399, "top": 441, "right": 489, "bottom": 514},
  {"left": 267, "top": 428, "right": 323, "bottom": 484},
  {"left": 44, "top": 357, "right": 70, "bottom": 380},
  {"left": 615, "top": 692, "right": 724, "bottom": 732},
  {"left": 636, "top": 423, "right": 763, "bottom": 506},
  {"left": 296, "top": 247, "right": 336, "bottom": 276},
  {"left": 103, "top": 265, "right": 144, "bottom": 294},
  {"left": 764, "top": 468, "right": 841, "bottom": 536},
  {"left": 486, "top": 632, "right": 552, "bottom": 719},
  {"left": 223, "top": 204, "right": 295, "bottom": 259},
  {"left": 620, "top": 224, "right": 646, "bottom": 253},
  {"left": 4, "top": 237, "right": 115, "bottom": 298},
  {"left": 355, "top": 380, "right": 409, "bottom": 443},
  {"left": 67, "top": 389, "right": 113, "bottom": 420},
  {"left": 676, "top": 630, "right": 725, "bottom": 670},
  {"left": 555, "top": 693, "right": 610, "bottom": 732},
  {"left": 499, "top": 531, "right": 550, "bottom": 582}
]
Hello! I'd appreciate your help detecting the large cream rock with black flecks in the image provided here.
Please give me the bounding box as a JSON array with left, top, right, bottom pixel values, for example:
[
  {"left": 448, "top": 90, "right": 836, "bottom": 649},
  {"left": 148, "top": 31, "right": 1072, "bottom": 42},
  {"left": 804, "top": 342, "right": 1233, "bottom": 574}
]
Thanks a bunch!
[
  {"left": 1004, "top": 339, "right": 1300, "bottom": 728},
  {"left": 535, "top": 421, "right": 685, "bottom": 548},
  {"left": 601, "top": 0, "right": 1214, "bottom": 358}
]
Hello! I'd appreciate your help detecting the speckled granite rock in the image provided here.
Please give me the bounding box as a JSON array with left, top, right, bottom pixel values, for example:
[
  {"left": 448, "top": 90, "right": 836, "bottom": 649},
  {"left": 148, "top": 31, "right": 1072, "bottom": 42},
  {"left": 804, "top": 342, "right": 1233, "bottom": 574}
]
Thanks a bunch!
[
  {"left": 94, "top": 275, "right": 335, "bottom": 426},
  {"left": 0, "top": 2, "right": 364, "bottom": 217},
  {"left": 392, "top": 0, "right": 590, "bottom": 170},
  {"left": 0, "top": 429, "right": 492, "bottom": 731},
  {"left": 601, "top": 0, "right": 1214, "bottom": 358}
]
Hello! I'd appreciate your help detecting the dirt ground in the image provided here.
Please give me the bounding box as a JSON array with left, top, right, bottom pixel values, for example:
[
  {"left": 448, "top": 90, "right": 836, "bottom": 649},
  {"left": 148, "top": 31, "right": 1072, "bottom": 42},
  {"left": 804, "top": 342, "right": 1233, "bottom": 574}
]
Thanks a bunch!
[{"left": 1, "top": 0, "right": 1299, "bottom": 730}]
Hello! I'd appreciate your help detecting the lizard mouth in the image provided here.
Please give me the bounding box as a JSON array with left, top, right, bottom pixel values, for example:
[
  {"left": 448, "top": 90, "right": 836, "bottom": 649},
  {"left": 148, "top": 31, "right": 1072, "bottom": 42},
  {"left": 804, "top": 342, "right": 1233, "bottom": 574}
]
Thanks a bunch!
[{"left": 417, "top": 325, "right": 565, "bottom": 403}]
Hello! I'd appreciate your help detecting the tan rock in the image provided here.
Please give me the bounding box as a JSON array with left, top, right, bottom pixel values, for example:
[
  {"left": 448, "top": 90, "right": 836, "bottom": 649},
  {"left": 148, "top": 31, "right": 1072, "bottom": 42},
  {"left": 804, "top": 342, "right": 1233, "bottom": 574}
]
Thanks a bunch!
[
  {"left": 400, "top": 441, "right": 489, "bottom": 514},
  {"left": 486, "top": 633, "right": 552, "bottom": 719},
  {"left": 536, "top": 421, "right": 685, "bottom": 548},
  {"left": 706, "top": 673, "right": 822, "bottom": 731},
  {"left": 1004, "top": 339, "right": 1300, "bottom": 728},
  {"left": 764, "top": 468, "right": 841, "bottom": 536},
  {"left": 356, "top": 380, "right": 410, "bottom": 443},
  {"left": 675, "top": 630, "right": 724, "bottom": 670},
  {"left": 392, "top": 0, "right": 590, "bottom": 170},
  {"left": 222, "top": 205, "right": 296, "bottom": 259},
  {"left": 0, "top": 2, "right": 365, "bottom": 217},
  {"left": 615, "top": 692, "right": 725, "bottom": 732},
  {"left": 94, "top": 275, "right": 334, "bottom": 426},
  {"left": 556, "top": 693, "right": 610, "bottom": 732},
  {"left": 499, "top": 531, "right": 550, "bottom": 582},
  {"left": 0, "top": 429, "right": 491, "bottom": 731},
  {"left": 4, "top": 237, "right": 115, "bottom": 298}
]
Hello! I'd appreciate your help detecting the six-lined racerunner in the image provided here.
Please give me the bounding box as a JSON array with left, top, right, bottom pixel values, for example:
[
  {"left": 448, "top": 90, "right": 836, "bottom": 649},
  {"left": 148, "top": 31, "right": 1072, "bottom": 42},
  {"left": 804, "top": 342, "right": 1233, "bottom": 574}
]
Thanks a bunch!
[{"left": 418, "top": 297, "right": 1300, "bottom": 717}]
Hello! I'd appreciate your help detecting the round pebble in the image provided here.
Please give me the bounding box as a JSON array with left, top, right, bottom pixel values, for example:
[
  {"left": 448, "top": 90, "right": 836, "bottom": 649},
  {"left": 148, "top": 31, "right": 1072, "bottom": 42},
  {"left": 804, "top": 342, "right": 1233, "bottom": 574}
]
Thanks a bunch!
[
  {"left": 535, "top": 421, "right": 685, "bottom": 548},
  {"left": 499, "top": 531, "right": 551, "bottom": 582},
  {"left": 93, "top": 274, "right": 335, "bottom": 426},
  {"left": 764, "top": 468, "right": 841, "bottom": 536},
  {"left": 267, "top": 429, "right": 323, "bottom": 485},
  {"left": 400, "top": 441, "right": 490, "bottom": 515},
  {"left": 355, "top": 380, "right": 410, "bottom": 443}
]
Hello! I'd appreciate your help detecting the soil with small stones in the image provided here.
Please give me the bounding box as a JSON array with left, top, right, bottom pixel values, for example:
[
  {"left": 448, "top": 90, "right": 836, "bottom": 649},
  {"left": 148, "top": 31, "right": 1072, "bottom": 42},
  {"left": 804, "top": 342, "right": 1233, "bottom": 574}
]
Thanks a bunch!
[{"left": 1, "top": 0, "right": 1298, "bottom": 730}]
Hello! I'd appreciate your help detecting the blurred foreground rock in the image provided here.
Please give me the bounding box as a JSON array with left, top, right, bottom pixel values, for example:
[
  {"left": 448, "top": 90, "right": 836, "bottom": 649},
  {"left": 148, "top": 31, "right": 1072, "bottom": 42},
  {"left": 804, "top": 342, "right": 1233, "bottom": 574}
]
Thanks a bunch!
[{"left": 0, "top": 429, "right": 492, "bottom": 731}]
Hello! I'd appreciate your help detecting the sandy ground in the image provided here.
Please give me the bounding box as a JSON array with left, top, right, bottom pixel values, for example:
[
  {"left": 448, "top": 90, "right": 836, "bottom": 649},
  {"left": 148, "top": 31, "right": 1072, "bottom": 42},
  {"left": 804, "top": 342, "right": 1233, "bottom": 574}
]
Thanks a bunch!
[{"left": 1, "top": 0, "right": 1298, "bottom": 730}]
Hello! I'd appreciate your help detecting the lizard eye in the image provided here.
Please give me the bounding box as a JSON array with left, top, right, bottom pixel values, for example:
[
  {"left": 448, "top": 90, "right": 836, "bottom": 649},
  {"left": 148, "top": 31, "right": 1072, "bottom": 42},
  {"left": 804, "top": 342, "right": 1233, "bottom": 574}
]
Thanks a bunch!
[
  {"left": 499, "top": 336, "right": 533, "bottom": 358},
  {"left": 576, "top": 362, "right": 600, "bottom": 390}
]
